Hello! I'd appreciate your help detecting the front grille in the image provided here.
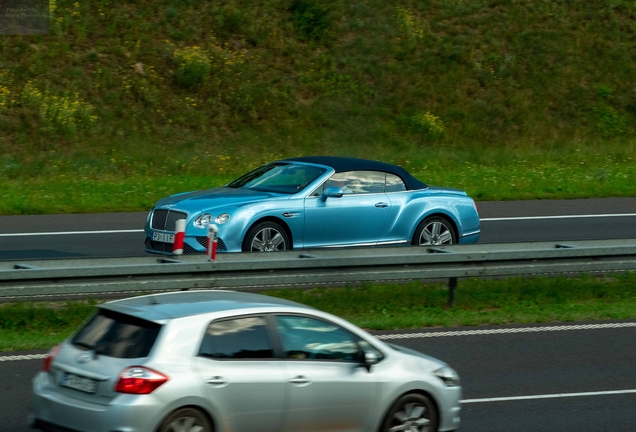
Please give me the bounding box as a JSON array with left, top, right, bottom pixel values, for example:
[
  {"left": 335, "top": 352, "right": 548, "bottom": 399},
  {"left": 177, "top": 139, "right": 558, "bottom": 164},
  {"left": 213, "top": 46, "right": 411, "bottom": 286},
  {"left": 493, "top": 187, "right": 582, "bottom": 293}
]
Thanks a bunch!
[
  {"left": 195, "top": 236, "right": 227, "bottom": 251},
  {"left": 151, "top": 209, "right": 187, "bottom": 231},
  {"left": 145, "top": 239, "right": 201, "bottom": 254}
]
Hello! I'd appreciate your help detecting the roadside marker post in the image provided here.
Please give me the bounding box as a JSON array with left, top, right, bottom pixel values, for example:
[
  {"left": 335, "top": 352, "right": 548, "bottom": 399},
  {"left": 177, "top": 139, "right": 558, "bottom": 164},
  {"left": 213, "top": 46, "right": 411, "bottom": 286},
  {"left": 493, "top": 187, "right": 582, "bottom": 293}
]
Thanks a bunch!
[
  {"left": 207, "top": 224, "right": 218, "bottom": 261},
  {"left": 172, "top": 219, "right": 186, "bottom": 255}
]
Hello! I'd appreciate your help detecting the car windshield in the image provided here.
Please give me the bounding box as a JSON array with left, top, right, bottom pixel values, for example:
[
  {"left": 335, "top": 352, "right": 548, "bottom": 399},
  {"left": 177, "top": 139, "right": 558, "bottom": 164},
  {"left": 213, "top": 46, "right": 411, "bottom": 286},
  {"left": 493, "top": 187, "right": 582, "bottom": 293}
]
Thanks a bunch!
[{"left": 226, "top": 163, "right": 326, "bottom": 194}]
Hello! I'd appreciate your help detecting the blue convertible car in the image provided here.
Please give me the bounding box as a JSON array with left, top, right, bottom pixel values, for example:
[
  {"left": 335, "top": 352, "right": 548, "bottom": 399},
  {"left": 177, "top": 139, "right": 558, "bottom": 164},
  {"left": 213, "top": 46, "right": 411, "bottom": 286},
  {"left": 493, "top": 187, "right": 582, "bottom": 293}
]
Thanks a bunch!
[{"left": 144, "top": 156, "right": 480, "bottom": 254}]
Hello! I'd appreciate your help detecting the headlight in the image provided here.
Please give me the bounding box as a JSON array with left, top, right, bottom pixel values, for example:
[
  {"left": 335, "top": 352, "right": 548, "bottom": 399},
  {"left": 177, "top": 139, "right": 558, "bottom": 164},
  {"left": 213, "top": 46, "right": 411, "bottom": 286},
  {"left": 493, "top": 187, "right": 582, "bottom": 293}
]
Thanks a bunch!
[
  {"left": 215, "top": 213, "right": 231, "bottom": 224},
  {"left": 194, "top": 213, "right": 213, "bottom": 229},
  {"left": 433, "top": 366, "right": 460, "bottom": 387}
]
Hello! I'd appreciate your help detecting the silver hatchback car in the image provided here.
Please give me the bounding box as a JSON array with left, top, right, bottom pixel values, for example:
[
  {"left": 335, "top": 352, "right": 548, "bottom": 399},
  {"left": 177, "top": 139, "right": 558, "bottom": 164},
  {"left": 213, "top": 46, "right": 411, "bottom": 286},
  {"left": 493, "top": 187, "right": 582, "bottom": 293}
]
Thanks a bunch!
[{"left": 31, "top": 291, "right": 461, "bottom": 432}]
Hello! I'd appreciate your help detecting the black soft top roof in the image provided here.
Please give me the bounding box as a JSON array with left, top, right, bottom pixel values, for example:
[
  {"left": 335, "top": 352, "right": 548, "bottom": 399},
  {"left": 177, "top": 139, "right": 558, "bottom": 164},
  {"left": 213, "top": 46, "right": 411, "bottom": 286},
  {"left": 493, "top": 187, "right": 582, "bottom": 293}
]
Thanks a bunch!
[{"left": 284, "top": 156, "right": 428, "bottom": 190}]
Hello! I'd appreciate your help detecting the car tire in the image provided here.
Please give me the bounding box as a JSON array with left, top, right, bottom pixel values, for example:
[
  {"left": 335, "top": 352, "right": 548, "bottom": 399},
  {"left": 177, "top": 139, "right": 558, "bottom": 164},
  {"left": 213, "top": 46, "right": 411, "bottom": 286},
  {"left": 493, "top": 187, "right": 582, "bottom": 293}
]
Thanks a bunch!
[
  {"left": 412, "top": 216, "right": 456, "bottom": 246},
  {"left": 381, "top": 393, "right": 438, "bottom": 432},
  {"left": 159, "top": 407, "right": 213, "bottom": 432},
  {"left": 242, "top": 221, "right": 290, "bottom": 252}
]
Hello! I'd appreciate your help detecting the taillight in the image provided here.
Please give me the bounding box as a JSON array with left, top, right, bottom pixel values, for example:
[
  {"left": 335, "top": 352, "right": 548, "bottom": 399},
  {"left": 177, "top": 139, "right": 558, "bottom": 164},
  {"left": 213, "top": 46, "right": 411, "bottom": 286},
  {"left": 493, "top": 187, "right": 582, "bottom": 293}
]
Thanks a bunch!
[
  {"left": 43, "top": 345, "right": 61, "bottom": 373},
  {"left": 114, "top": 366, "right": 168, "bottom": 394}
]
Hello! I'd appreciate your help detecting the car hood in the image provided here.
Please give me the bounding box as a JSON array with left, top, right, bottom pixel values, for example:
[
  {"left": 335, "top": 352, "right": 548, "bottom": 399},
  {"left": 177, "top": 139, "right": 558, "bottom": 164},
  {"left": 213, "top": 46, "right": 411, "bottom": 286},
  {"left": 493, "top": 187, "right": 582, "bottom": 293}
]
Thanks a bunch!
[
  {"left": 154, "top": 187, "right": 284, "bottom": 211},
  {"left": 387, "top": 343, "right": 447, "bottom": 367}
]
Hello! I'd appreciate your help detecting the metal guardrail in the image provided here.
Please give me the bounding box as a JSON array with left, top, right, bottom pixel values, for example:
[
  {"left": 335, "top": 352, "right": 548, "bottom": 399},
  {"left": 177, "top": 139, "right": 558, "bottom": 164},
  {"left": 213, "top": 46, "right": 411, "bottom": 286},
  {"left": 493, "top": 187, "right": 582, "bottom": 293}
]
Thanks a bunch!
[{"left": 1, "top": 239, "right": 636, "bottom": 302}]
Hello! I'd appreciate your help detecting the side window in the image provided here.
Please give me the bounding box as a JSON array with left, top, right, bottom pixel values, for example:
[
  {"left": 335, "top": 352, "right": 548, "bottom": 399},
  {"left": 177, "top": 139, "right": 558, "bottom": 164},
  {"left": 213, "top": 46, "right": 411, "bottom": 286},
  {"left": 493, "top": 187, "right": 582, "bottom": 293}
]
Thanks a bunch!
[
  {"left": 275, "top": 315, "right": 359, "bottom": 361},
  {"left": 199, "top": 316, "right": 275, "bottom": 360},
  {"left": 324, "top": 171, "right": 387, "bottom": 194},
  {"left": 386, "top": 173, "right": 406, "bottom": 192}
]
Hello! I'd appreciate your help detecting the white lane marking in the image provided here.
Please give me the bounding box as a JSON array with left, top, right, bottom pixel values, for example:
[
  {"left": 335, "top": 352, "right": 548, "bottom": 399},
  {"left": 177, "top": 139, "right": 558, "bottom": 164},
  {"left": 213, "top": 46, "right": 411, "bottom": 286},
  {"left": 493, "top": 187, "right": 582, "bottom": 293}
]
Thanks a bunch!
[
  {"left": 0, "top": 229, "right": 144, "bottom": 237},
  {"left": 0, "top": 354, "right": 46, "bottom": 361},
  {"left": 462, "top": 389, "right": 636, "bottom": 403},
  {"left": 375, "top": 322, "right": 636, "bottom": 340},
  {"left": 482, "top": 213, "right": 636, "bottom": 221}
]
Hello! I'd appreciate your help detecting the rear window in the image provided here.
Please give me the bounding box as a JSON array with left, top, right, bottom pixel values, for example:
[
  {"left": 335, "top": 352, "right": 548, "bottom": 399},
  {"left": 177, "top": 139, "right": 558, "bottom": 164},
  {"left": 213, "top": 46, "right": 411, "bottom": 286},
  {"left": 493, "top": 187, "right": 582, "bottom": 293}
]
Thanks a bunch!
[{"left": 72, "top": 309, "right": 162, "bottom": 359}]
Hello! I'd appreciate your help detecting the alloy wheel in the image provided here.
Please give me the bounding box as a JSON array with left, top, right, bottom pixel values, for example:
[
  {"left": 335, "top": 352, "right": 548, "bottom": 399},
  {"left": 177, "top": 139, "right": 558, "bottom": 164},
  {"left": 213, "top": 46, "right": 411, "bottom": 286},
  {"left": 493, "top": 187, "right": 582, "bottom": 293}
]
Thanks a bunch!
[
  {"left": 418, "top": 220, "right": 453, "bottom": 246},
  {"left": 165, "top": 417, "right": 205, "bottom": 432},
  {"left": 388, "top": 402, "right": 431, "bottom": 432},
  {"left": 159, "top": 408, "right": 211, "bottom": 432},
  {"left": 250, "top": 227, "right": 287, "bottom": 251}
]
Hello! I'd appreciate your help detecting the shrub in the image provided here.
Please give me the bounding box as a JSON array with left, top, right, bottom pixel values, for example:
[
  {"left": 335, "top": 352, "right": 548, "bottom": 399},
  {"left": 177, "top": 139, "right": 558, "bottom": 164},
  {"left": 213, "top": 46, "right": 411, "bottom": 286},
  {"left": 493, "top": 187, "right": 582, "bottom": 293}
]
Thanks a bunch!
[
  {"left": 409, "top": 111, "right": 446, "bottom": 140},
  {"left": 20, "top": 82, "right": 97, "bottom": 134},
  {"left": 172, "top": 46, "right": 212, "bottom": 88},
  {"left": 594, "top": 86, "right": 628, "bottom": 137},
  {"left": 595, "top": 104, "right": 628, "bottom": 137},
  {"left": 0, "top": 85, "right": 11, "bottom": 112},
  {"left": 396, "top": 6, "right": 430, "bottom": 40},
  {"left": 289, "top": 0, "right": 332, "bottom": 42}
]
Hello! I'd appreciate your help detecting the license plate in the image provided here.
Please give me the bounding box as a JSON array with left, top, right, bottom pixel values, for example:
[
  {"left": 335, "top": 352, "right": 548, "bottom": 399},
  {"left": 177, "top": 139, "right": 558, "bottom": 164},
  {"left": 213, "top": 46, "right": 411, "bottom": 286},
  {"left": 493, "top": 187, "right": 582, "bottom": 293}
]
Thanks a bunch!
[
  {"left": 153, "top": 232, "right": 174, "bottom": 243},
  {"left": 59, "top": 372, "right": 97, "bottom": 394}
]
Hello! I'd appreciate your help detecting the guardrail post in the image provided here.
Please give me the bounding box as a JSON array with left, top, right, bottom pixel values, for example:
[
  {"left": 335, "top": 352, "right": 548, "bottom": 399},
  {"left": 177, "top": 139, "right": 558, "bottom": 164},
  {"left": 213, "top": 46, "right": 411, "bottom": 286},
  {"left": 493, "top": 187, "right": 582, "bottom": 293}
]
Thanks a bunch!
[{"left": 448, "top": 277, "right": 457, "bottom": 307}]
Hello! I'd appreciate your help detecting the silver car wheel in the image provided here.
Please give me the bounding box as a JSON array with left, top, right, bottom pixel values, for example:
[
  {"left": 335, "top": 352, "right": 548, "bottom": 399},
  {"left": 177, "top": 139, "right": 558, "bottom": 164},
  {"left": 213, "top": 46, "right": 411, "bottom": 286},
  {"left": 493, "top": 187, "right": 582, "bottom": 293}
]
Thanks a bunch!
[
  {"left": 382, "top": 393, "right": 438, "bottom": 432},
  {"left": 389, "top": 403, "right": 430, "bottom": 432},
  {"left": 166, "top": 417, "right": 204, "bottom": 432},
  {"left": 159, "top": 408, "right": 212, "bottom": 432},
  {"left": 413, "top": 217, "right": 456, "bottom": 246},
  {"left": 251, "top": 227, "right": 286, "bottom": 251},
  {"left": 243, "top": 221, "right": 291, "bottom": 252}
]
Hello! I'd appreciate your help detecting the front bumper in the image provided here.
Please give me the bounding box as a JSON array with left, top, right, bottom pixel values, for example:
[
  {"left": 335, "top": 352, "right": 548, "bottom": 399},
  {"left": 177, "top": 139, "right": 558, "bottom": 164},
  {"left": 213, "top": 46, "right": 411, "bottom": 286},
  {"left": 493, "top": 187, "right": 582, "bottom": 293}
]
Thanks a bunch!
[
  {"left": 437, "top": 385, "right": 462, "bottom": 432},
  {"left": 144, "top": 235, "right": 230, "bottom": 255}
]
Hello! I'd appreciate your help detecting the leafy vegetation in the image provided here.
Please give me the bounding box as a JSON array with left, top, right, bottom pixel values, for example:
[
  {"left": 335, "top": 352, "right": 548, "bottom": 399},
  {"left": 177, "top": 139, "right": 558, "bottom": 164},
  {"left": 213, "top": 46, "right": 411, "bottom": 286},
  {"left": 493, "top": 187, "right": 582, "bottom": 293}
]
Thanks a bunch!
[
  {"left": 2, "top": 273, "right": 636, "bottom": 352},
  {"left": 0, "top": 0, "right": 636, "bottom": 213}
]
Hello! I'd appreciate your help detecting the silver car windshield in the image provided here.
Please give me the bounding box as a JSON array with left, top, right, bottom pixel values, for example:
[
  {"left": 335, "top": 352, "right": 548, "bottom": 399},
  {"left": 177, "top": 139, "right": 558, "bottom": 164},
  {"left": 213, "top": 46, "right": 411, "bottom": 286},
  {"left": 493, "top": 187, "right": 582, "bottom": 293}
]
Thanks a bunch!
[{"left": 226, "top": 163, "right": 326, "bottom": 194}]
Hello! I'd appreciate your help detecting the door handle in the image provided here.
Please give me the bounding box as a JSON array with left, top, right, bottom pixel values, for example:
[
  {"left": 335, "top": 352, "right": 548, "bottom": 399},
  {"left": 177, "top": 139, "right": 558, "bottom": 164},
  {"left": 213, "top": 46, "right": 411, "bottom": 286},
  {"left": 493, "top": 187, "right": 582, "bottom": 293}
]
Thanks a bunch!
[
  {"left": 206, "top": 376, "right": 228, "bottom": 386},
  {"left": 375, "top": 202, "right": 389, "bottom": 208},
  {"left": 289, "top": 375, "right": 310, "bottom": 385}
]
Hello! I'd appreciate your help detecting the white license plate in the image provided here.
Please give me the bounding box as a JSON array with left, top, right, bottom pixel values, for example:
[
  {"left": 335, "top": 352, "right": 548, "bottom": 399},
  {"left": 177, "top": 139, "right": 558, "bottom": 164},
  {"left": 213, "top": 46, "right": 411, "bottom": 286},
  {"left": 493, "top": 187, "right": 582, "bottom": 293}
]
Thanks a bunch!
[
  {"left": 59, "top": 372, "right": 97, "bottom": 394},
  {"left": 153, "top": 232, "right": 174, "bottom": 243}
]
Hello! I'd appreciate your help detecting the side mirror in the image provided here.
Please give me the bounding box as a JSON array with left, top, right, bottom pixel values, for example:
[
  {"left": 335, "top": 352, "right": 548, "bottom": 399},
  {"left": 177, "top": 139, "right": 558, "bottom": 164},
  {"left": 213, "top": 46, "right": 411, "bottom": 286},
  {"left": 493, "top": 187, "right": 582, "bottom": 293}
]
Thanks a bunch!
[
  {"left": 360, "top": 351, "right": 379, "bottom": 372},
  {"left": 320, "top": 186, "right": 344, "bottom": 202}
]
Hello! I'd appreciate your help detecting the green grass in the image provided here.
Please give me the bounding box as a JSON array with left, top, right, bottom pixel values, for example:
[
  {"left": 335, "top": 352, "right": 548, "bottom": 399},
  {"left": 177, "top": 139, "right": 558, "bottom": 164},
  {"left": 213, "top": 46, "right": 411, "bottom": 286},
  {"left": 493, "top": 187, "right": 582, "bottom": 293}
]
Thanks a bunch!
[
  {"left": 2, "top": 272, "right": 636, "bottom": 352},
  {"left": 1, "top": 140, "right": 635, "bottom": 214},
  {"left": 1, "top": 0, "right": 636, "bottom": 214}
]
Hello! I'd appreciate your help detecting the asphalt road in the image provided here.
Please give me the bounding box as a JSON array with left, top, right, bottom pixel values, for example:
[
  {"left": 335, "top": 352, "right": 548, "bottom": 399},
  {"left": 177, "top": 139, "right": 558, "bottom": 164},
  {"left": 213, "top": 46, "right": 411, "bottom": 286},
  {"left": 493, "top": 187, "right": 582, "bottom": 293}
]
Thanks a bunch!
[
  {"left": 3, "top": 320, "right": 636, "bottom": 431},
  {"left": 0, "top": 197, "right": 635, "bottom": 260}
]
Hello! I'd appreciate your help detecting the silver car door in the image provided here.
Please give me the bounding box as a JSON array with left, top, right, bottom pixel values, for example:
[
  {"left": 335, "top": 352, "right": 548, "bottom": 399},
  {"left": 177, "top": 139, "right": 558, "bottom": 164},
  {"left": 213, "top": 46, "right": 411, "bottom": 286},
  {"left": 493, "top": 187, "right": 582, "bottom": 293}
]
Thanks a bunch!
[
  {"left": 193, "top": 315, "right": 286, "bottom": 432},
  {"left": 275, "top": 315, "right": 377, "bottom": 432}
]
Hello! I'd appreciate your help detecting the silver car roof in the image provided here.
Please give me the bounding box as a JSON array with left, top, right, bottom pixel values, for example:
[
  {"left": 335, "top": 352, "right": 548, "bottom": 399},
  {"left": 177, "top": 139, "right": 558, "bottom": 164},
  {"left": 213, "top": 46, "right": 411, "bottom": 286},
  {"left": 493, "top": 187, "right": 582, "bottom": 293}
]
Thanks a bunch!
[{"left": 99, "top": 290, "right": 313, "bottom": 322}]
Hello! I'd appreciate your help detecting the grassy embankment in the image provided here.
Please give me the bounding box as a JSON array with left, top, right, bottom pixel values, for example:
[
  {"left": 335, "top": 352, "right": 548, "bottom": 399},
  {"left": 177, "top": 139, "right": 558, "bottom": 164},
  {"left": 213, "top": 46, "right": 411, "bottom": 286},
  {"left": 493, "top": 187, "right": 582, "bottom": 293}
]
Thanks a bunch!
[
  {"left": 1, "top": 0, "right": 636, "bottom": 215},
  {"left": 1, "top": 273, "right": 636, "bottom": 352},
  {"left": 2, "top": 2, "right": 636, "bottom": 352}
]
